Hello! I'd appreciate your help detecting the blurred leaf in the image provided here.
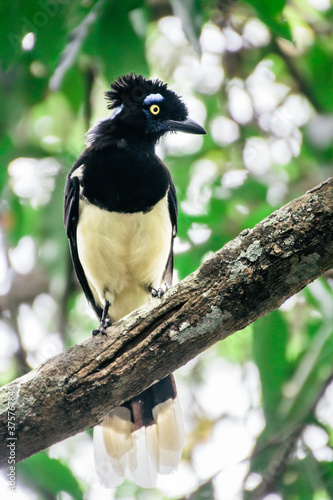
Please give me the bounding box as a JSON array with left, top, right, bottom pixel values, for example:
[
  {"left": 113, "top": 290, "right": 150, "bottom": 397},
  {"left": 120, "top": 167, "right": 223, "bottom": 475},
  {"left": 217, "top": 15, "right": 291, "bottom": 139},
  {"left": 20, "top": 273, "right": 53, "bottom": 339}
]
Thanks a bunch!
[
  {"left": 0, "top": 135, "right": 11, "bottom": 191},
  {"left": 83, "top": 1, "right": 148, "bottom": 83},
  {"left": 303, "top": 42, "right": 333, "bottom": 112},
  {"left": 317, "top": 461, "right": 333, "bottom": 497},
  {"left": 279, "top": 323, "right": 333, "bottom": 425},
  {"left": 6, "top": 196, "right": 41, "bottom": 246},
  {"left": 59, "top": 65, "right": 85, "bottom": 114},
  {"left": 0, "top": 0, "right": 78, "bottom": 71},
  {"left": 279, "top": 458, "right": 315, "bottom": 500},
  {"left": 115, "top": 479, "right": 140, "bottom": 498},
  {"left": 253, "top": 310, "right": 290, "bottom": 427},
  {"left": 17, "top": 452, "right": 83, "bottom": 499},
  {"left": 218, "top": 324, "right": 253, "bottom": 363}
]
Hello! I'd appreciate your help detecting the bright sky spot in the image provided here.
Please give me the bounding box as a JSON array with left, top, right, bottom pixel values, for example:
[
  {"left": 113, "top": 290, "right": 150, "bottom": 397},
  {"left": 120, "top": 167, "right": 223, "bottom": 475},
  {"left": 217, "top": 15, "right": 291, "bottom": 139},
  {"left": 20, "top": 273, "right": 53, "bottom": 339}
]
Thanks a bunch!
[
  {"left": 192, "top": 419, "right": 253, "bottom": 480},
  {"left": 307, "top": 0, "right": 330, "bottom": 11},
  {"left": 243, "top": 137, "right": 271, "bottom": 174},
  {"left": 222, "top": 169, "right": 248, "bottom": 189},
  {"left": 188, "top": 223, "right": 211, "bottom": 245},
  {"left": 246, "top": 62, "right": 289, "bottom": 115},
  {"left": 182, "top": 159, "right": 217, "bottom": 215},
  {"left": 163, "top": 131, "right": 203, "bottom": 156},
  {"left": 223, "top": 26, "right": 243, "bottom": 52},
  {"left": 157, "top": 462, "right": 198, "bottom": 497},
  {"left": 307, "top": 115, "right": 333, "bottom": 148},
  {"left": 196, "top": 359, "right": 251, "bottom": 419},
  {"left": 214, "top": 462, "right": 250, "bottom": 499},
  {"left": 269, "top": 138, "right": 292, "bottom": 165},
  {"left": 22, "top": 32, "right": 35, "bottom": 51},
  {"left": 228, "top": 83, "right": 253, "bottom": 125},
  {"left": 243, "top": 18, "right": 271, "bottom": 47},
  {"left": 211, "top": 116, "right": 240, "bottom": 146},
  {"left": 200, "top": 23, "right": 226, "bottom": 54},
  {"left": 196, "top": 54, "right": 224, "bottom": 94},
  {"left": 174, "top": 237, "right": 191, "bottom": 254},
  {"left": 303, "top": 425, "right": 328, "bottom": 450},
  {"left": 267, "top": 181, "right": 288, "bottom": 206},
  {"left": 9, "top": 236, "right": 35, "bottom": 274},
  {"left": 244, "top": 471, "right": 263, "bottom": 491},
  {"left": 158, "top": 16, "right": 187, "bottom": 46},
  {"left": 8, "top": 157, "right": 60, "bottom": 208},
  {"left": 282, "top": 95, "right": 312, "bottom": 127}
]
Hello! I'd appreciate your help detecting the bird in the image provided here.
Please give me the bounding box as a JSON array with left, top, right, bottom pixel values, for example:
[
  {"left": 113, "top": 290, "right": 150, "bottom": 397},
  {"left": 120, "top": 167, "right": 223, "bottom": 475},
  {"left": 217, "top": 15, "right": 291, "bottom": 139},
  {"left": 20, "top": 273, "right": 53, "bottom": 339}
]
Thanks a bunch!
[{"left": 64, "top": 73, "right": 206, "bottom": 488}]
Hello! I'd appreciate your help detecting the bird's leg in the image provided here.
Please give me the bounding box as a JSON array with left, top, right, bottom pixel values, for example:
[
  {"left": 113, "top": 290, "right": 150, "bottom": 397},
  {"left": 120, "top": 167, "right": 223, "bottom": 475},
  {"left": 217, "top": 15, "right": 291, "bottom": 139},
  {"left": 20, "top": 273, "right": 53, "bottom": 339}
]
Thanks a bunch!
[
  {"left": 150, "top": 282, "right": 169, "bottom": 299},
  {"left": 92, "top": 301, "right": 112, "bottom": 336}
]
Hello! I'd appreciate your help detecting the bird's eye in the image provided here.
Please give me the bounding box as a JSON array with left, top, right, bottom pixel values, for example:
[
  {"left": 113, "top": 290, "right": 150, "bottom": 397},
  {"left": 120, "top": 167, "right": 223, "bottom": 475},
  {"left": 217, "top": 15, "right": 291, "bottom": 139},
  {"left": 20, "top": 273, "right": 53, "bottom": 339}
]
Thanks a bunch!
[{"left": 150, "top": 104, "right": 160, "bottom": 115}]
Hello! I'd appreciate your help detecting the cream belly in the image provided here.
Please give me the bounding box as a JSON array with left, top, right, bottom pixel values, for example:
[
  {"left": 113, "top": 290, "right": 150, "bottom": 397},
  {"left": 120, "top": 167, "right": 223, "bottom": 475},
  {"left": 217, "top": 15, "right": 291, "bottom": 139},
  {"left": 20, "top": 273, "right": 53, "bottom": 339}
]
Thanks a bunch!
[{"left": 76, "top": 194, "right": 172, "bottom": 321}]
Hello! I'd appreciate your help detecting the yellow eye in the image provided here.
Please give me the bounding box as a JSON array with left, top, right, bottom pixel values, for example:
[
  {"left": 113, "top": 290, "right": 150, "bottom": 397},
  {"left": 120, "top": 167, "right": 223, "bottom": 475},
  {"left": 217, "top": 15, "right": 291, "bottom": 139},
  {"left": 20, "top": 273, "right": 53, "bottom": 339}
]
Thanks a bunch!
[{"left": 150, "top": 104, "right": 160, "bottom": 115}]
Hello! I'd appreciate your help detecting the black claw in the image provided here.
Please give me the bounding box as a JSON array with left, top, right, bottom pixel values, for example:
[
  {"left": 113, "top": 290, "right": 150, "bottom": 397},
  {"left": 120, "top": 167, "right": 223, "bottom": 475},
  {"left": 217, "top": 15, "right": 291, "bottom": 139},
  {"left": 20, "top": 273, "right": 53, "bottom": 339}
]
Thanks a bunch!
[
  {"left": 92, "top": 301, "right": 111, "bottom": 337},
  {"left": 150, "top": 283, "right": 169, "bottom": 299},
  {"left": 91, "top": 318, "right": 112, "bottom": 337}
]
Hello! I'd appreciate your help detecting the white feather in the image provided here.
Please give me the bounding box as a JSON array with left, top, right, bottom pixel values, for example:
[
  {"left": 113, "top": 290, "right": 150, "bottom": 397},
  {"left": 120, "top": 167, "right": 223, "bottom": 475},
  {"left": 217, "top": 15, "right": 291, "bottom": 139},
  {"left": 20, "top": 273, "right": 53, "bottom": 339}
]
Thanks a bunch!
[
  {"left": 129, "top": 425, "right": 159, "bottom": 488},
  {"left": 93, "top": 397, "right": 184, "bottom": 487},
  {"left": 153, "top": 397, "right": 184, "bottom": 474},
  {"left": 93, "top": 407, "right": 133, "bottom": 487}
]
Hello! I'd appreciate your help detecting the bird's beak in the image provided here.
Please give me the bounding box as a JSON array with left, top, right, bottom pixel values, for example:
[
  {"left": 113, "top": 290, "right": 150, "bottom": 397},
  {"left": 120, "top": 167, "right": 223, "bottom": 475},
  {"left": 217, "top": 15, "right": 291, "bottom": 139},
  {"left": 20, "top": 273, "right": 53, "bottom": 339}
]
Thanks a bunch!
[{"left": 165, "top": 117, "right": 207, "bottom": 135}]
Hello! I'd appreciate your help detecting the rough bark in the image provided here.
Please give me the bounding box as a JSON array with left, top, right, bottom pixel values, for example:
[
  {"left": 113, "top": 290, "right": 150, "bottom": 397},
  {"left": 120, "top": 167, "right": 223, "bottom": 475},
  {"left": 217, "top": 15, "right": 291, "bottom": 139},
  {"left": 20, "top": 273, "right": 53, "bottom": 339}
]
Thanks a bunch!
[{"left": 0, "top": 177, "right": 332, "bottom": 469}]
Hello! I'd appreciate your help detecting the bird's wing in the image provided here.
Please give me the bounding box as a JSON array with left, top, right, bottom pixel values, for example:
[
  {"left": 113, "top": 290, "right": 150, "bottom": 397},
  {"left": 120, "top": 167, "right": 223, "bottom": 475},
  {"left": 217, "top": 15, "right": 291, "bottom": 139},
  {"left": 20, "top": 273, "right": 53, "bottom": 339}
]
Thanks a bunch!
[
  {"left": 64, "top": 163, "right": 102, "bottom": 319},
  {"left": 164, "top": 176, "right": 178, "bottom": 286}
]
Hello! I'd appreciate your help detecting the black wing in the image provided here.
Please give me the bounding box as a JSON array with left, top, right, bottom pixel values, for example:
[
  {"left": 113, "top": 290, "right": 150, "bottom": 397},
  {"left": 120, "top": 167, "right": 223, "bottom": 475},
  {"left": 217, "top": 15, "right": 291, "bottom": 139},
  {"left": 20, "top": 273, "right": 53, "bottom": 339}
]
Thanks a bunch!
[
  {"left": 164, "top": 175, "right": 178, "bottom": 286},
  {"left": 64, "top": 160, "right": 103, "bottom": 319}
]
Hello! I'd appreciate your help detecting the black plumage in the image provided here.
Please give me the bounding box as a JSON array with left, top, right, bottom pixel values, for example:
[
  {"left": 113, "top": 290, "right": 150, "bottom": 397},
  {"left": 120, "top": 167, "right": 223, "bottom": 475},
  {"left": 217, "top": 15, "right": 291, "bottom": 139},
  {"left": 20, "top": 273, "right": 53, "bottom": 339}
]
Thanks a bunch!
[{"left": 64, "top": 73, "right": 206, "bottom": 487}]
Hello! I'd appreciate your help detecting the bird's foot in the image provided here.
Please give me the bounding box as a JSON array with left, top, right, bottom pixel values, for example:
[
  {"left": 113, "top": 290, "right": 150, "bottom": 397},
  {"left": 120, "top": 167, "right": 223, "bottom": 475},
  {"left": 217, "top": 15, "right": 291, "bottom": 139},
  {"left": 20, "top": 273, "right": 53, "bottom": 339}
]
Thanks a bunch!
[
  {"left": 92, "top": 317, "right": 112, "bottom": 337},
  {"left": 151, "top": 283, "right": 169, "bottom": 299},
  {"left": 92, "top": 301, "right": 112, "bottom": 336}
]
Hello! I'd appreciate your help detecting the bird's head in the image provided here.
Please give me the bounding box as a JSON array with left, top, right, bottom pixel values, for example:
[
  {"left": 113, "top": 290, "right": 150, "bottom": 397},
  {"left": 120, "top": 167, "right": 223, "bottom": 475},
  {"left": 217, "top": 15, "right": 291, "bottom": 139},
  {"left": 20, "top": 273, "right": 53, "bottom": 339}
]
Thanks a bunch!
[{"left": 102, "top": 73, "right": 206, "bottom": 142}]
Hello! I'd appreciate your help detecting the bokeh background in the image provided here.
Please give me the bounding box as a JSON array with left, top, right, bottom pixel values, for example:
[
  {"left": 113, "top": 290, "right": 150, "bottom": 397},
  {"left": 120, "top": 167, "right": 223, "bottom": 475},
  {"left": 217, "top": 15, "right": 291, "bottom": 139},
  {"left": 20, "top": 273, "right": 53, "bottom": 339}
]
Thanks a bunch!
[{"left": 1, "top": 0, "right": 333, "bottom": 499}]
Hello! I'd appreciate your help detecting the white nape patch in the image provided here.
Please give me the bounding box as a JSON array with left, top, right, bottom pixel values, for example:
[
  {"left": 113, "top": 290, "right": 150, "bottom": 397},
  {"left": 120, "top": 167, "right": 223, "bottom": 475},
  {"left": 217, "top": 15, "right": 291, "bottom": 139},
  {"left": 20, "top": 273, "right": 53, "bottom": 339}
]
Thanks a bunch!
[{"left": 143, "top": 93, "right": 164, "bottom": 105}]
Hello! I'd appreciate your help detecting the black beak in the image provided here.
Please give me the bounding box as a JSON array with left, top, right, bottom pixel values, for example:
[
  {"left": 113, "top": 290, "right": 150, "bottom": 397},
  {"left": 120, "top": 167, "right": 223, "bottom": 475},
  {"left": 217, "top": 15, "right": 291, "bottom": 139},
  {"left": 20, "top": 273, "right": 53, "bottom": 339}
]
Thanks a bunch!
[{"left": 165, "top": 117, "right": 207, "bottom": 135}]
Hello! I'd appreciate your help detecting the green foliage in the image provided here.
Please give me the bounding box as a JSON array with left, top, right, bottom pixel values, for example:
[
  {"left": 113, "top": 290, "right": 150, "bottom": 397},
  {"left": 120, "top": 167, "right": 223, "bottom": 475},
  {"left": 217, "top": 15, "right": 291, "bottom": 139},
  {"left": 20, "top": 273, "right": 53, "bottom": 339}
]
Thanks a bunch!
[
  {"left": 253, "top": 310, "right": 290, "bottom": 428},
  {"left": 244, "top": 0, "right": 292, "bottom": 40},
  {"left": 17, "top": 452, "right": 83, "bottom": 499},
  {"left": 1, "top": 0, "right": 333, "bottom": 499}
]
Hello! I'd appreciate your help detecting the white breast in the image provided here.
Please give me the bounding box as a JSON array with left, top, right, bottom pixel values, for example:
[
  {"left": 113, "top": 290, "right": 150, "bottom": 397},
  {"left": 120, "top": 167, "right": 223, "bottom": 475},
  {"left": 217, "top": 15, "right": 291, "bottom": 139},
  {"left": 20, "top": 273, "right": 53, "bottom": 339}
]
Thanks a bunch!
[{"left": 76, "top": 195, "right": 172, "bottom": 321}]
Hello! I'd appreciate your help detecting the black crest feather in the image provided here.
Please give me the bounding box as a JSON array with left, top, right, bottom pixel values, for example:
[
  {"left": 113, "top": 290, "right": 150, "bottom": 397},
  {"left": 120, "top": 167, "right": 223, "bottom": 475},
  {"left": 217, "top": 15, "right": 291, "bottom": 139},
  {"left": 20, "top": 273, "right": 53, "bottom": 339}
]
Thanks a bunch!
[{"left": 105, "top": 73, "right": 172, "bottom": 109}]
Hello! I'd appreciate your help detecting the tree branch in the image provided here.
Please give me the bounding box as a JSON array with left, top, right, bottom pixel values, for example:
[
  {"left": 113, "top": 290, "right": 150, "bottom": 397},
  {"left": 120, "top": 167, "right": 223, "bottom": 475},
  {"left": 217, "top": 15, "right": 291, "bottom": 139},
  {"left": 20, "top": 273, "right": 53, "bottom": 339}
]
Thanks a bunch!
[{"left": 1, "top": 178, "right": 332, "bottom": 469}]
